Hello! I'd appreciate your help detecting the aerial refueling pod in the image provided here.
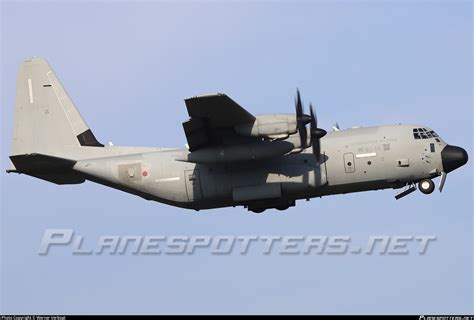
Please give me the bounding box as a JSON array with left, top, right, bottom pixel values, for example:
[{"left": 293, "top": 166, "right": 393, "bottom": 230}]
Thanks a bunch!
[{"left": 176, "top": 140, "right": 294, "bottom": 164}]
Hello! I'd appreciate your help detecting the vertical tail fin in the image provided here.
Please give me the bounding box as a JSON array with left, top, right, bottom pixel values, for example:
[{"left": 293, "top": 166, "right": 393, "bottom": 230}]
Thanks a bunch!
[{"left": 11, "top": 57, "right": 103, "bottom": 156}]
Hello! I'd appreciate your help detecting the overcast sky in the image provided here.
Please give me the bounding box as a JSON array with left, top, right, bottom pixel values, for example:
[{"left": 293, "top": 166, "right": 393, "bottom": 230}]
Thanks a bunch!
[{"left": 1, "top": 1, "right": 472, "bottom": 314}]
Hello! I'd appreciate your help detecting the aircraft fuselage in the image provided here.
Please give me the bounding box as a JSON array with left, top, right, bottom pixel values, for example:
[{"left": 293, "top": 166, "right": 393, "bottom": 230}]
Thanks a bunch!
[{"left": 70, "top": 124, "right": 464, "bottom": 212}]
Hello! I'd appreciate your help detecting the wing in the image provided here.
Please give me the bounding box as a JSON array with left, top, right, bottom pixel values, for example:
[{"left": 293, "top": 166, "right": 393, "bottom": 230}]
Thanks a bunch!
[{"left": 183, "top": 93, "right": 257, "bottom": 151}]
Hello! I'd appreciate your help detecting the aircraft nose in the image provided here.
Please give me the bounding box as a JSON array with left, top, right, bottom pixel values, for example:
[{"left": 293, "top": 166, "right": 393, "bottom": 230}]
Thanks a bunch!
[{"left": 441, "top": 145, "right": 468, "bottom": 173}]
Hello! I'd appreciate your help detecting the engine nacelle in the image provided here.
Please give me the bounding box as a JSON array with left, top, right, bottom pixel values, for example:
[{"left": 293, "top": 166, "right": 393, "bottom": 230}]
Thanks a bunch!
[{"left": 234, "top": 114, "right": 297, "bottom": 139}]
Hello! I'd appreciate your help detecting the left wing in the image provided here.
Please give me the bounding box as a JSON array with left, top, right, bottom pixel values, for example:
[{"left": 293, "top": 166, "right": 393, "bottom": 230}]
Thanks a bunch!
[{"left": 183, "top": 93, "right": 257, "bottom": 151}]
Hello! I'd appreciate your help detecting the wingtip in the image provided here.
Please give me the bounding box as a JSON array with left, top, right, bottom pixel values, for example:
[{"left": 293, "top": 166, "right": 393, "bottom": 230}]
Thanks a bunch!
[{"left": 185, "top": 93, "right": 226, "bottom": 100}]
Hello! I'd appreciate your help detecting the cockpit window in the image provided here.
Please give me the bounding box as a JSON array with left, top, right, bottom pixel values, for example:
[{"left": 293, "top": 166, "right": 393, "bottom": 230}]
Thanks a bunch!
[
  {"left": 413, "top": 128, "right": 438, "bottom": 140},
  {"left": 413, "top": 129, "right": 421, "bottom": 139}
]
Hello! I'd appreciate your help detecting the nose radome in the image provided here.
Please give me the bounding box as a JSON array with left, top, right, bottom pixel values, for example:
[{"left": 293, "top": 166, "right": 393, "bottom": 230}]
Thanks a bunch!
[{"left": 441, "top": 145, "right": 469, "bottom": 173}]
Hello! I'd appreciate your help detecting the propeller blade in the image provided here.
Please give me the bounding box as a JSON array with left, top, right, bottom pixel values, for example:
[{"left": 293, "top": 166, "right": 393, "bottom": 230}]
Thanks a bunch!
[
  {"left": 309, "top": 103, "right": 327, "bottom": 162},
  {"left": 298, "top": 121, "right": 307, "bottom": 148},
  {"left": 313, "top": 137, "right": 321, "bottom": 160},
  {"left": 439, "top": 171, "right": 447, "bottom": 192},
  {"left": 295, "top": 89, "right": 310, "bottom": 148},
  {"left": 310, "top": 104, "right": 319, "bottom": 160},
  {"left": 295, "top": 89, "right": 303, "bottom": 118},
  {"left": 309, "top": 104, "right": 327, "bottom": 139},
  {"left": 295, "top": 89, "right": 311, "bottom": 124},
  {"left": 310, "top": 103, "right": 316, "bottom": 127}
]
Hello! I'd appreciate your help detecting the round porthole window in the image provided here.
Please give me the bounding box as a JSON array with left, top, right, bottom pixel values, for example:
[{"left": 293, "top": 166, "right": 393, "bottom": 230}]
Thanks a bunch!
[
  {"left": 347, "top": 162, "right": 352, "bottom": 166},
  {"left": 367, "top": 161, "right": 372, "bottom": 165}
]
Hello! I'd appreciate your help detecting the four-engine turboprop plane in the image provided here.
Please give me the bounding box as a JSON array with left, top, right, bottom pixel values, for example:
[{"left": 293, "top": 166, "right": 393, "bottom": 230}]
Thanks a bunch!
[{"left": 6, "top": 58, "right": 469, "bottom": 212}]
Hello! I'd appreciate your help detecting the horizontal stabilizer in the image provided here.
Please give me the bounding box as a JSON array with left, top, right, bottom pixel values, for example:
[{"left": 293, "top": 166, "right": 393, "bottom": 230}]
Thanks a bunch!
[{"left": 9, "top": 153, "right": 84, "bottom": 184}]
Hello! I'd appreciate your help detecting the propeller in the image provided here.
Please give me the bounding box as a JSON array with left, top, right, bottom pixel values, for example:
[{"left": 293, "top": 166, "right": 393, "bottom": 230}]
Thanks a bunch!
[
  {"left": 295, "top": 89, "right": 311, "bottom": 148},
  {"left": 293, "top": 89, "right": 327, "bottom": 161},
  {"left": 309, "top": 103, "right": 327, "bottom": 162}
]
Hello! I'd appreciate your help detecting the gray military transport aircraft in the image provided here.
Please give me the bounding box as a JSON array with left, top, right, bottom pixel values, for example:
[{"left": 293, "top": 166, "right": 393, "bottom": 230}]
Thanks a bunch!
[{"left": 6, "top": 58, "right": 469, "bottom": 213}]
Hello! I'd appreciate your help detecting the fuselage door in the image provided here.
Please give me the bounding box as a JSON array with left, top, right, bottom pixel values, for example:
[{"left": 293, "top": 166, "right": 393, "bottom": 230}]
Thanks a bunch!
[
  {"left": 185, "top": 169, "right": 202, "bottom": 202},
  {"left": 343, "top": 153, "right": 355, "bottom": 173}
]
